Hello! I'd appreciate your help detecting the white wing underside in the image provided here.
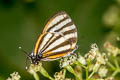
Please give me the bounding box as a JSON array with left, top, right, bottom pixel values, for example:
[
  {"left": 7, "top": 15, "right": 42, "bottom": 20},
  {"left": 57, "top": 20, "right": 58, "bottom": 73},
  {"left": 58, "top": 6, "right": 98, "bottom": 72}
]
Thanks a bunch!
[{"left": 33, "top": 11, "right": 77, "bottom": 60}]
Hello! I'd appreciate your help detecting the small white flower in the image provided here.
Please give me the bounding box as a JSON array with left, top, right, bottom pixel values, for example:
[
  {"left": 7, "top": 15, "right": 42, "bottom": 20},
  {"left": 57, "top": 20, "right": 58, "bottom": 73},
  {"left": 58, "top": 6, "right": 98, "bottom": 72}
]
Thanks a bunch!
[
  {"left": 27, "top": 62, "right": 42, "bottom": 74},
  {"left": 7, "top": 72, "right": 21, "bottom": 80},
  {"left": 54, "top": 70, "right": 64, "bottom": 80},
  {"left": 89, "top": 64, "right": 94, "bottom": 72},
  {"left": 98, "top": 66, "right": 108, "bottom": 78},
  {"left": 65, "top": 78, "right": 73, "bottom": 80},
  {"left": 96, "top": 79, "right": 104, "bottom": 80},
  {"left": 93, "top": 62, "right": 101, "bottom": 72},
  {"left": 104, "top": 42, "right": 119, "bottom": 56},
  {"left": 60, "top": 57, "right": 70, "bottom": 68},
  {"left": 69, "top": 54, "right": 77, "bottom": 64},
  {"left": 54, "top": 70, "right": 73, "bottom": 80},
  {"left": 105, "top": 77, "right": 114, "bottom": 80},
  {"left": 86, "top": 43, "right": 99, "bottom": 60},
  {"left": 60, "top": 54, "right": 77, "bottom": 68},
  {"left": 91, "top": 43, "right": 99, "bottom": 50},
  {"left": 77, "top": 54, "right": 86, "bottom": 65},
  {"left": 96, "top": 53, "right": 107, "bottom": 65},
  {"left": 93, "top": 53, "right": 107, "bottom": 72},
  {"left": 116, "top": 36, "right": 120, "bottom": 41}
]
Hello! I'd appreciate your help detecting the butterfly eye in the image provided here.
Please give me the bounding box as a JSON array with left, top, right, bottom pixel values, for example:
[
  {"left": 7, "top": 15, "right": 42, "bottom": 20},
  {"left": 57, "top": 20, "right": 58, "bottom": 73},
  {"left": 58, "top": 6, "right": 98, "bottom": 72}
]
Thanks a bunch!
[{"left": 35, "top": 62, "right": 38, "bottom": 65}]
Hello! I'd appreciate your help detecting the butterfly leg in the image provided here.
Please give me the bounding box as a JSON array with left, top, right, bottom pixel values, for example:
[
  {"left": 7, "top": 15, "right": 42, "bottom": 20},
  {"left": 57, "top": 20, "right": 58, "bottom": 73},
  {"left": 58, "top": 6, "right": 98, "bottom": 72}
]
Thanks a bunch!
[
  {"left": 67, "top": 39, "right": 75, "bottom": 51},
  {"left": 70, "top": 45, "right": 78, "bottom": 55}
]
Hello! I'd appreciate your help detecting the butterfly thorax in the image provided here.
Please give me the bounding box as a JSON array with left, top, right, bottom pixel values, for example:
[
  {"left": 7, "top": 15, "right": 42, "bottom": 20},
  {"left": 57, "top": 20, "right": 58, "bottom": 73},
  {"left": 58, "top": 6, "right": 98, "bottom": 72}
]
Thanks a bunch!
[{"left": 30, "top": 53, "right": 42, "bottom": 65}]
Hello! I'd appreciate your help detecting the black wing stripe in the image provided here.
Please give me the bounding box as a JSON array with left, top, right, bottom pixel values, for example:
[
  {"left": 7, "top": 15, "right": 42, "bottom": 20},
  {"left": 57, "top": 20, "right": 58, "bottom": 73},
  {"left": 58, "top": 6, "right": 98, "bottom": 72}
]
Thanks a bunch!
[
  {"left": 40, "top": 22, "right": 74, "bottom": 53},
  {"left": 63, "top": 28, "right": 77, "bottom": 35},
  {"left": 47, "top": 16, "right": 69, "bottom": 32},
  {"left": 40, "top": 35, "right": 61, "bottom": 53},
  {"left": 42, "top": 49, "right": 73, "bottom": 58},
  {"left": 55, "top": 21, "right": 73, "bottom": 32},
  {"left": 44, "top": 37, "right": 77, "bottom": 54},
  {"left": 38, "top": 33, "right": 54, "bottom": 53},
  {"left": 42, "top": 29, "right": 77, "bottom": 53}
]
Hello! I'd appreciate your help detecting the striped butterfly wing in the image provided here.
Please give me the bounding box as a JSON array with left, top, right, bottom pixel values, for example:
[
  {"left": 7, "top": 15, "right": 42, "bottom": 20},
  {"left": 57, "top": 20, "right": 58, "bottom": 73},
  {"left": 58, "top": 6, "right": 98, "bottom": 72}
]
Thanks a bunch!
[{"left": 33, "top": 11, "right": 77, "bottom": 61}]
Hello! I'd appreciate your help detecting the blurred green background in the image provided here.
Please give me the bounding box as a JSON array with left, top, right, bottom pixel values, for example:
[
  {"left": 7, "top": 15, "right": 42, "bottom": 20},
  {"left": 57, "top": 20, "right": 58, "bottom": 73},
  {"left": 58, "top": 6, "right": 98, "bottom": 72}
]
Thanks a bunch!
[{"left": 0, "top": 0, "right": 120, "bottom": 80}]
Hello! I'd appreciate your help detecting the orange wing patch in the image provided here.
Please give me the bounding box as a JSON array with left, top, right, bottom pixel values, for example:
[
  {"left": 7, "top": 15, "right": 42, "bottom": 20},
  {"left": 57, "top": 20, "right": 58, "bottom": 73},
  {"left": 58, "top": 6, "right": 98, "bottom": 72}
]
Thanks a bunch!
[
  {"left": 42, "top": 51, "right": 52, "bottom": 57},
  {"left": 33, "top": 34, "right": 44, "bottom": 55},
  {"left": 46, "top": 52, "right": 69, "bottom": 59},
  {"left": 42, "top": 18, "right": 54, "bottom": 33}
]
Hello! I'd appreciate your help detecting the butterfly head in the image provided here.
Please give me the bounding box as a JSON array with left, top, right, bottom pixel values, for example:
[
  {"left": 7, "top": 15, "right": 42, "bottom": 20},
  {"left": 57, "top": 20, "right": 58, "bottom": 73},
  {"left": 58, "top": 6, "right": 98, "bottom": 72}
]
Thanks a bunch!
[
  {"left": 19, "top": 47, "right": 41, "bottom": 69},
  {"left": 29, "top": 53, "right": 41, "bottom": 65}
]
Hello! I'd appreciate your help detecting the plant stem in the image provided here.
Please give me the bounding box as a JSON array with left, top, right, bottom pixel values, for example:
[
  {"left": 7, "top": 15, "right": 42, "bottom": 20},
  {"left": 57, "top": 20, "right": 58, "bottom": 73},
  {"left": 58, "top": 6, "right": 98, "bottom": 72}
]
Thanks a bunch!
[
  {"left": 118, "top": 49, "right": 120, "bottom": 54},
  {"left": 85, "top": 67, "right": 88, "bottom": 80},
  {"left": 114, "top": 58, "right": 119, "bottom": 69},
  {"left": 88, "top": 71, "right": 95, "bottom": 79},
  {"left": 33, "top": 72, "right": 39, "bottom": 80},
  {"left": 107, "top": 62, "right": 116, "bottom": 70},
  {"left": 39, "top": 66, "right": 54, "bottom": 80},
  {"left": 63, "top": 69, "right": 66, "bottom": 79},
  {"left": 86, "top": 59, "right": 91, "bottom": 80},
  {"left": 112, "top": 70, "right": 118, "bottom": 77},
  {"left": 76, "top": 62, "right": 86, "bottom": 69},
  {"left": 65, "top": 65, "right": 80, "bottom": 80},
  {"left": 112, "top": 69, "right": 120, "bottom": 77}
]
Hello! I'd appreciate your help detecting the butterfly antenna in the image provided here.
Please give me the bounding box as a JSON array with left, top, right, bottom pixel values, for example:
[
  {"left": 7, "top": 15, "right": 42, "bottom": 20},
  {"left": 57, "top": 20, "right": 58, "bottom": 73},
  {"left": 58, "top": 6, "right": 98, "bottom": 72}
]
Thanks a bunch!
[
  {"left": 19, "top": 46, "right": 31, "bottom": 69},
  {"left": 18, "top": 46, "right": 30, "bottom": 58},
  {"left": 25, "top": 57, "right": 29, "bottom": 70}
]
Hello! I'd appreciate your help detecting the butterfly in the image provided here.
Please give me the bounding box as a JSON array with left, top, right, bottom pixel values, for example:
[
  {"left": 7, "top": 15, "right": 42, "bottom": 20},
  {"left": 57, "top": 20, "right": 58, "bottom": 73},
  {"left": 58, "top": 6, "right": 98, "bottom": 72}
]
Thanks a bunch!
[{"left": 20, "top": 11, "right": 78, "bottom": 65}]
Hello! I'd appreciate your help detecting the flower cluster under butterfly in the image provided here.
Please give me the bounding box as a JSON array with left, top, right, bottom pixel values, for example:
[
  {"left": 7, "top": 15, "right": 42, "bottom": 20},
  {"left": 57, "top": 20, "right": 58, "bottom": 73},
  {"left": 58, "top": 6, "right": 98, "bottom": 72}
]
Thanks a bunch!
[{"left": 20, "top": 11, "right": 78, "bottom": 66}]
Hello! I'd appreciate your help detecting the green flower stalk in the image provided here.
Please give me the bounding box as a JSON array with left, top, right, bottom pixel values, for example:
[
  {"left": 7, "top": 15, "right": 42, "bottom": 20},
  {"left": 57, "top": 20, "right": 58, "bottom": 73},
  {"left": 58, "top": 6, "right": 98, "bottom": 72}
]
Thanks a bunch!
[
  {"left": 27, "top": 62, "right": 54, "bottom": 80},
  {"left": 65, "top": 65, "right": 80, "bottom": 80}
]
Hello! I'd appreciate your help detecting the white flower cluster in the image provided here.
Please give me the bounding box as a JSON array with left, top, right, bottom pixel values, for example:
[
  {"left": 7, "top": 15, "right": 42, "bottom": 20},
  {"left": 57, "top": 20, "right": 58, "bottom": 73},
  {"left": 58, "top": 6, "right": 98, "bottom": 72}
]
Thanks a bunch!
[
  {"left": 85, "top": 43, "right": 99, "bottom": 61},
  {"left": 54, "top": 70, "right": 64, "bottom": 80},
  {"left": 60, "top": 54, "right": 77, "bottom": 68},
  {"left": 98, "top": 66, "right": 108, "bottom": 78},
  {"left": 54, "top": 70, "right": 73, "bottom": 80},
  {"left": 86, "top": 44, "right": 108, "bottom": 75},
  {"left": 104, "top": 41, "right": 119, "bottom": 56},
  {"left": 77, "top": 54, "right": 86, "bottom": 65},
  {"left": 105, "top": 77, "right": 114, "bottom": 80},
  {"left": 27, "top": 62, "right": 42, "bottom": 74},
  {"left": 116, "top": 36, "right": 120, "bottom": 41},
  {"left": 93, "top": 53, "right": 107, "bottom": 72},
  {"left": 7, "top": 72, "right": 21, "bottom": 80}
]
